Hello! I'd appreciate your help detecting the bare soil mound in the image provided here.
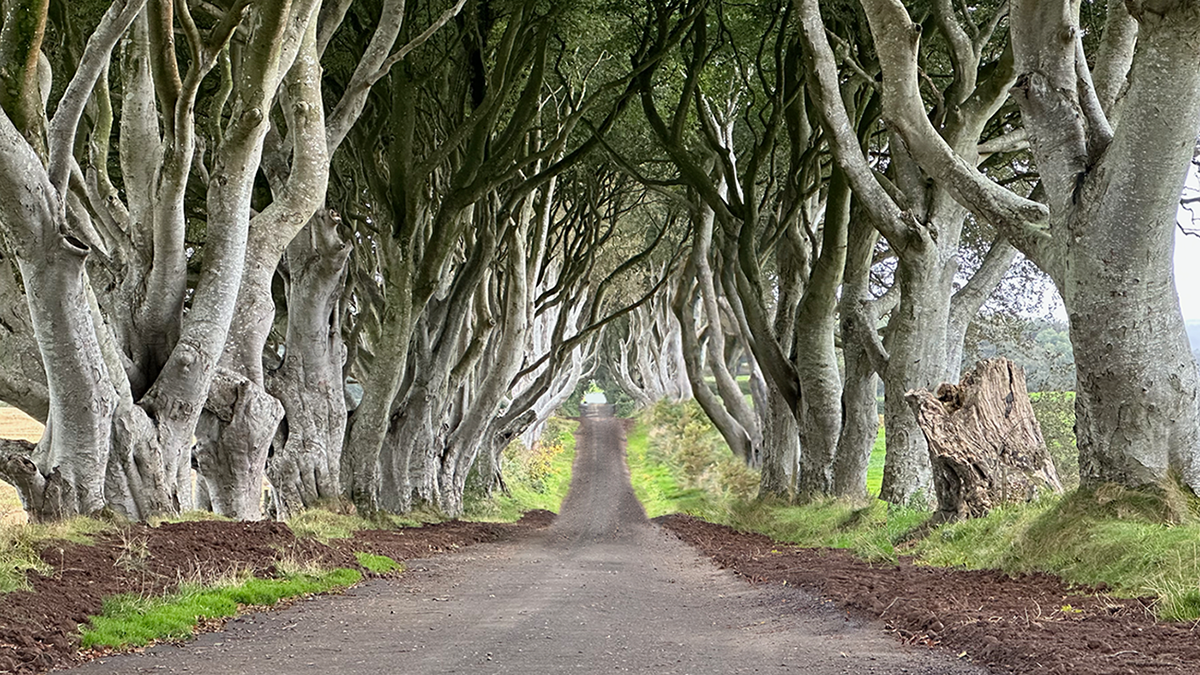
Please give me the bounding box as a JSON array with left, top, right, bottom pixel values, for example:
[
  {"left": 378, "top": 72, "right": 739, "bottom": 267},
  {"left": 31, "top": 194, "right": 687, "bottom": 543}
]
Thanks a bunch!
[
  {"left": 0, "top": 514, "right": 550, "bottom": 674},
  {"left": 662, "top": 514, "right": 1200, "bottom": 674}
]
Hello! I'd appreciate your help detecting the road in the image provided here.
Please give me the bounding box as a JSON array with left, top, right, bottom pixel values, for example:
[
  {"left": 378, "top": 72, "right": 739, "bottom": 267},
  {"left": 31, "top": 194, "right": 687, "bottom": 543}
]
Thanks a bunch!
[{"left": 69, "top": 413, "right": 987, "bottom": 674}]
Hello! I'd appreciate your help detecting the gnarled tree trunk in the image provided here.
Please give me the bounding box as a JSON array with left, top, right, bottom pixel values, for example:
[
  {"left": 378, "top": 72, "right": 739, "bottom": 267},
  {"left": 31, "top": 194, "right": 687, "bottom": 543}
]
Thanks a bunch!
[{"left": 906, "top": 358, "right": 1063, "bottom": 522}]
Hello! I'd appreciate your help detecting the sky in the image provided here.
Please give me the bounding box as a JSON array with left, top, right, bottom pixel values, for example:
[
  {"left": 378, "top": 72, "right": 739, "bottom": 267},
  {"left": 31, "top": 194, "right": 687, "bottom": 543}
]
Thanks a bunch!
[
  {"left": 1177, "top": 164, "right": 1200, "bottom": 323},
  {"left": 1176, "top": 227, "right": 1200, "bottom": 323}
]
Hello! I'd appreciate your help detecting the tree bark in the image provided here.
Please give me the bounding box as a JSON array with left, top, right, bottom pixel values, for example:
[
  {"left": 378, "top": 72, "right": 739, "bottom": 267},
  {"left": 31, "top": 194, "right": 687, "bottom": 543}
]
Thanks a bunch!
[
  {"left": 832, "top": 216, "right": 882, "bottom": 498},
  {"left": 906, "top": 358, "right": 1063, "bottom": 522},
  {"left": 265, "top": 212, "right": 352, "bottom": 519}
]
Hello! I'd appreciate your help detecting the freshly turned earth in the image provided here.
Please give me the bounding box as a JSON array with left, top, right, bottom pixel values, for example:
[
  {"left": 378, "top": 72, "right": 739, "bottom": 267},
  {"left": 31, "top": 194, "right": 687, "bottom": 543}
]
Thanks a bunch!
[{"left": 0, "top": 413, "right": 1193, "bottom": 674}]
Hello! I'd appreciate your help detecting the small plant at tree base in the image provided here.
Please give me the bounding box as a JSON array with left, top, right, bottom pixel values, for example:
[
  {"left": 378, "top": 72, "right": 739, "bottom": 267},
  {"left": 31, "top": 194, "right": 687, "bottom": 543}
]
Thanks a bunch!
[{"left": 115, "top": 531, "right": 151, "bottom": 572}]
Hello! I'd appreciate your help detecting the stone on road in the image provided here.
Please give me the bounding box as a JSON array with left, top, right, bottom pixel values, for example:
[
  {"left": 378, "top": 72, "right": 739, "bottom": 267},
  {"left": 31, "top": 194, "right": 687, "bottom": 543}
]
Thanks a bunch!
[{"left": 70, "top": 413, "right": 986, "bottom": 674}]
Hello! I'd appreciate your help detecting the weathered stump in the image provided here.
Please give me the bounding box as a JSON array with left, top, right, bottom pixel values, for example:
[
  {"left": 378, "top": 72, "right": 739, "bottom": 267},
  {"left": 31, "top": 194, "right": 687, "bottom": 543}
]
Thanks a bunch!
[{"left": 905, "top": 358, "right": 1062, "bottom": 522}]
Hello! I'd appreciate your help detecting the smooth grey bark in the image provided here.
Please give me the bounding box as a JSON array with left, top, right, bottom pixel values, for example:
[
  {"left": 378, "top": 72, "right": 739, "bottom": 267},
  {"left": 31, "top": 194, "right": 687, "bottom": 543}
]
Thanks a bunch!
[
  {"left": 194, "top": 14, "right": 328, "bottom": 520},
  {"left": 437, "top": 229, "right": 531, "bottom": 515},
  {"left": 673, "top": 234, "right": 759, "bottom": 466},
  {"left": 265, "top": 212, "right": 352, "bottom": 519},
  {"left": 832, "top": 216, "right": 881, "bottom": 498},
  {"left": 378, "top": 221, "right": 495, "bottom": 513},
  {"left": 793, "top": 170, "right": 849, "bottom": 500},
  {"left": 798, "top": 0, "right": 1021, "bottom": 505},
  {"left": 611, "top": 292, "right": 690, "bottom": 409},
  {"left": 856, "top": 0, "right": 1200, "bottom": 492},
  {"left": 343, "top": 5, "right": 561, "bottom": 516},
  {"left": 758, "top": 385, "right": 800, "bottom": 498},
  {"left": 0, "top": 0, "right": 144, "bottom": 520},
  {"left": 0, "top": 254, "right": 48, "bottom": 423}
]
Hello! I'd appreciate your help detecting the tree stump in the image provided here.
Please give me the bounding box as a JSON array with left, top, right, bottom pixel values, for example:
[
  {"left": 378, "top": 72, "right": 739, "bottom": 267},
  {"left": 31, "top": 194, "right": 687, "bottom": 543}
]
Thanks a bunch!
[{"left": 905, "top": 358, "right": 1063, "bottom": 522}]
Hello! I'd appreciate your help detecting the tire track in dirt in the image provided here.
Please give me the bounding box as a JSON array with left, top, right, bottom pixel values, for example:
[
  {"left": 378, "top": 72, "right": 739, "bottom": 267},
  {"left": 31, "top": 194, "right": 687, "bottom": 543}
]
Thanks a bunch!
[{"left": 67, "top": 413, "right": 987, "bottom": 674}]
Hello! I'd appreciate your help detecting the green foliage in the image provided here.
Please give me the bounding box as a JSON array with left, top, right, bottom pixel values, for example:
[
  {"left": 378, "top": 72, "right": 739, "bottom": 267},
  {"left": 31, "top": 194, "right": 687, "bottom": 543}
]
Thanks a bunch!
[
  {"left": 562, "top": 363, "right": 640, "bottom": 418},
  {"left": 464, "top": 417, "right": 578, "bottom": 521},
  {"left": 1029, "top": 391, "right": 1078, "bottom": 489},
  {"left": 963, "top": 317, "right": 1075, "bottom": 391},
  {"left": 81, "top": 568, "right": 363, "bottom": 649},
  {"left": 354, "top": 552, "right": 403, "bottom": 574},
  {"left": 627, "top": 401, "right": 759, "bottom": 520}
]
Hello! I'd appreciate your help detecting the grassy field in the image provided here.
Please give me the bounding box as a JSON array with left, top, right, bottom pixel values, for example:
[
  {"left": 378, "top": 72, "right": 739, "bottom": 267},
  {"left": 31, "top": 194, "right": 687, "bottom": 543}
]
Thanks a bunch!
[{"left": 0, "top": 407, "right": 41, "bottom": 524}]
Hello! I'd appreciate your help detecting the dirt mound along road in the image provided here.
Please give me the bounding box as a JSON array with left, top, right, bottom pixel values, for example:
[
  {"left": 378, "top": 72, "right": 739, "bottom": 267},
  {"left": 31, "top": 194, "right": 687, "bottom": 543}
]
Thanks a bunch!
[
  {"left": 62, "top": 414, "right": 983, "bottom": 674},
  {"left": 0, "top": 518, "right": 535, "bottom": 674},
  {"left": 664, "top": 515, "right": 1200, "bottom": 674}
]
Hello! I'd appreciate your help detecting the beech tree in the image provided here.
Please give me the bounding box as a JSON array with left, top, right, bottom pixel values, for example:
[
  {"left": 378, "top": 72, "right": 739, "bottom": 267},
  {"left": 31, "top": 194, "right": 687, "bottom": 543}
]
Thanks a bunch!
[
  {"left": 0, "top": 0, "right": 324, "bottom": 521},
  {"left": 801, "top": 0, "right": 1200, "bottom": 492}
]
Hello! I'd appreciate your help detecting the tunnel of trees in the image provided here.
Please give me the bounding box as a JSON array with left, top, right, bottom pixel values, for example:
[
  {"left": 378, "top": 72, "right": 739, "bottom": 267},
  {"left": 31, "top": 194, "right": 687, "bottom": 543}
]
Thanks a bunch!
[{"left": 0, "top": 0, "right": 1196, "bottom": 523}]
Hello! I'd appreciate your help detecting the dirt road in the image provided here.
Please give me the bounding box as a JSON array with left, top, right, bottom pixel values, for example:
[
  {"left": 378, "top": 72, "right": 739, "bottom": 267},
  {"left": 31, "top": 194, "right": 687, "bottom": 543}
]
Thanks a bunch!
[{"left": 67, "top": 414, "right": 986, "bottom": 674}]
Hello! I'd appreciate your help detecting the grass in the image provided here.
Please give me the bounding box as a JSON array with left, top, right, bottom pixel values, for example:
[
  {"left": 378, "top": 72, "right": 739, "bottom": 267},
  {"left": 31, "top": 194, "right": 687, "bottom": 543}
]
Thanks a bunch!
[
  {"left": 913, "top": 482, "right": 1200, "bottom": 620},
  {"left": 465, "top": 417, "right": 578, "bottom": 521},
  {"left": 866, "top": 426, "right": 885, "bottom": 496},
  {"left": 285, "top": 509, "right": 374, "bottom": 542},
  {"left": 81, "top": 568, "right": 362, "bottom": 649},
  {"left": 625, "top": 421, "right": 715, "bottom": 518},
  {"left": 0, "top": 518, "right": 114, "bottom": 593},
  {"left": 631, "top": 399, "right": 1200, "bottom": 621},
  {"left": 354, "top": 551, "right": 403, "bottom": 574},
  {"left": 724, "top": 498, "right": 930, "bottom": 564}
]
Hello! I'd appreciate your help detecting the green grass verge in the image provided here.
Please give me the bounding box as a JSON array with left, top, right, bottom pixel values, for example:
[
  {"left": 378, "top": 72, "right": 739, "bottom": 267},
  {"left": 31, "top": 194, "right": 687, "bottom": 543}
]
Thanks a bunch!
[
  {"left": 354, "top": 551, "right": 403, "bottom": 574},
  {"left": 625, "top": 421, "right": 717, "bottom": 518},
  {"left": 81, "top": 568, "right": 363, "bottom": 649},
  {"left": 631, "top": 400, "right": 1200, "bottom": 622},
  {"left": 866, "top": 426, "right": 885, "bottom": 496},
  {"left": 914, "top": 483, "right": 1200, "bottom": 621}
]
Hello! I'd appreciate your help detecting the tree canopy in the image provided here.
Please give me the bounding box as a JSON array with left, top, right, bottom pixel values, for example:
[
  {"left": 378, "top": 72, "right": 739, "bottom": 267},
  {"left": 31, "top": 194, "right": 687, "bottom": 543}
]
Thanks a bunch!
[{"left": 0, "top": 0, "right": 1196, "bottom": 523}]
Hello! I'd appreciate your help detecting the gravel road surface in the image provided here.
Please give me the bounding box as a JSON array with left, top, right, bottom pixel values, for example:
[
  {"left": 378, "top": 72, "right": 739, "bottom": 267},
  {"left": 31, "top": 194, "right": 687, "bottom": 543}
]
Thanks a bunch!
[{"left": 67, "top": 414, "right": 987, "bottom": 674}]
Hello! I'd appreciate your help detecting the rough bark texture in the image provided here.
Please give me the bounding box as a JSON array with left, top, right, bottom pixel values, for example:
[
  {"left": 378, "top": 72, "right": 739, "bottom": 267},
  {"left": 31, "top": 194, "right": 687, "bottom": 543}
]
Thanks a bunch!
[
  {"left": 194, "top": 369, "right": 284, "bottom": 520},
  {"left": 265, "top": 214, "right": 352, "bottom": 519},
  {"left": 906, "top": 358, "right": 1063, "bottom": 522}
]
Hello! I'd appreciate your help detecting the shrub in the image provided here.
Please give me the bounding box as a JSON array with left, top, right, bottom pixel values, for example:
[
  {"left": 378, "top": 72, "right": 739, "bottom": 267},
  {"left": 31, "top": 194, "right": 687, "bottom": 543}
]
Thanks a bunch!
[{"left": 1029, "top": 391, "right": 1077, "bottom": 489}]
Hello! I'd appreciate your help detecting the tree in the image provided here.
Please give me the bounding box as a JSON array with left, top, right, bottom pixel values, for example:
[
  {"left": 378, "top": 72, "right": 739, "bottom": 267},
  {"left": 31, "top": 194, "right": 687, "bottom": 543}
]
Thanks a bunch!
[
  {"left": 0, "top": 0, "right": 322, "bottom": 521},
  {"left": 818, "top": 0, "right": 1200, "bottom": 491}
]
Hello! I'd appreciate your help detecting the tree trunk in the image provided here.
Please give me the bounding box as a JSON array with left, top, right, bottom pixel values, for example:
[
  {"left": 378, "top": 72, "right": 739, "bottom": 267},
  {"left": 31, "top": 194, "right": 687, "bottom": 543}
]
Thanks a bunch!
[
  {"left": 906, "top": 358, "right": 1063, "bottom": 522},
  {"left": 0, "top": 254, "right": 48, "bottom": 422},
  {"left": 12, "top": 246, "right": 117, "bottom": 520},
  {"left": 878, "top": 252, "right": 948, "bottom": 507},
  {"left": 758, "top": 386, "right": 799, "bottom": 499},
  {"left": 832, "top": 216, "right": 882, "bottom": 498},
  {"left": 793, "top": 170, "right": 849, "bottom": 501},
  {"left": 193, "top": 369, "right": 283, "bottom": 519},
  {"left": 265, "top": 214, "right": 352, "bottom": 519}
]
